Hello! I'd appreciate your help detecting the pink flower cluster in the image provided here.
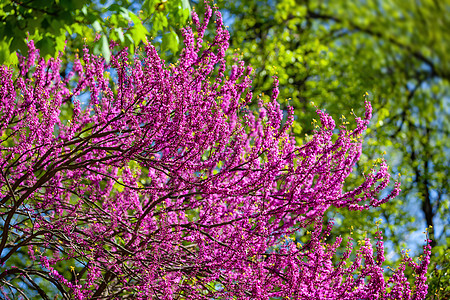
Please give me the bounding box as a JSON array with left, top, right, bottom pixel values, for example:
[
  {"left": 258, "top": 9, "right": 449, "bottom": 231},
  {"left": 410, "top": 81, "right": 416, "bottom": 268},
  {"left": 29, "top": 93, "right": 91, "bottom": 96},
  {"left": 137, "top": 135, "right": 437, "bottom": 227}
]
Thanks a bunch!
[{"left": 0, "top": 5, "right": 430, "bottom": 300}]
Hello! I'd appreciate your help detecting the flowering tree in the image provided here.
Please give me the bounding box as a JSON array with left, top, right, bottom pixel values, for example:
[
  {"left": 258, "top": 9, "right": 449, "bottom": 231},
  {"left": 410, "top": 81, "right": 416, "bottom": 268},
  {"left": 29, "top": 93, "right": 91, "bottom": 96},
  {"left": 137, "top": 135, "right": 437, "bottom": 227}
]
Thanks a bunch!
[{"left": 0, "top": 5, "right": 430, "bottom": 300}]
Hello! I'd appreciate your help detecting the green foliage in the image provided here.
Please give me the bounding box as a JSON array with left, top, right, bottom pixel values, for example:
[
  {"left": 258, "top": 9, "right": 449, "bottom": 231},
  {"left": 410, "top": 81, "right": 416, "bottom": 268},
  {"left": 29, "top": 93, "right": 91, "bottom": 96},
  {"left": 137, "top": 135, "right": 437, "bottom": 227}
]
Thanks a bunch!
[
  {"left": 0, "top": 0, "right": 191, "bottom": 64},
  {"left": 428, "top": 243, "right": 450, "bottom": 299},
  {"left": 222, "top": 0, "right": 449, "bottom": 297}
]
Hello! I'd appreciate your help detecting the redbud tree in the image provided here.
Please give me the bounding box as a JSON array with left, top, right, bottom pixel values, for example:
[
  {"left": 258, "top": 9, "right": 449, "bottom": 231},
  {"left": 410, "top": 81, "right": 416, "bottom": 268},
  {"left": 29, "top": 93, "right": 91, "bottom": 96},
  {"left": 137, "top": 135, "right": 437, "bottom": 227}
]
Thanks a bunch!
[{"left": 0, "top": 5, "right": 430, "bottom": 300}]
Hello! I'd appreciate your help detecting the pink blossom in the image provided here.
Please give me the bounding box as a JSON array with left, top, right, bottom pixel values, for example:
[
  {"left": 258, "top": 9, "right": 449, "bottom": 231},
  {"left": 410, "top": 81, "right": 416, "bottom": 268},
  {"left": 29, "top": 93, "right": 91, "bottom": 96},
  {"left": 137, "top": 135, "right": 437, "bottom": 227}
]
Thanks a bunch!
[{"left": 0, "top": 5, "right": 430, "bottom": 299}]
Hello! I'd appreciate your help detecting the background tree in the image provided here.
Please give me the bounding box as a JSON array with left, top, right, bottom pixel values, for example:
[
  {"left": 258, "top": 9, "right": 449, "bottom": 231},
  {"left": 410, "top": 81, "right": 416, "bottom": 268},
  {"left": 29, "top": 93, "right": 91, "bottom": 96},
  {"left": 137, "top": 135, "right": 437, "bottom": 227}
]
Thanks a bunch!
[
  {"left": 0, "top": 6, "right": 431, "bottom": 299},
  {"left": 217, "top": 0, "right": 449, "bottom": 297}
]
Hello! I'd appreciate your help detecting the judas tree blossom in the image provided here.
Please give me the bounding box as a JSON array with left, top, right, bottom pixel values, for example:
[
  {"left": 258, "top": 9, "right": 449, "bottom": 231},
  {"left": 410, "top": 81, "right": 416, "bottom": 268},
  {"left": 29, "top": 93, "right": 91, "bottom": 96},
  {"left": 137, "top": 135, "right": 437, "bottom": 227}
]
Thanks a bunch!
[{"left": 0, "top": 5, "right": 430, "bottom": 300}]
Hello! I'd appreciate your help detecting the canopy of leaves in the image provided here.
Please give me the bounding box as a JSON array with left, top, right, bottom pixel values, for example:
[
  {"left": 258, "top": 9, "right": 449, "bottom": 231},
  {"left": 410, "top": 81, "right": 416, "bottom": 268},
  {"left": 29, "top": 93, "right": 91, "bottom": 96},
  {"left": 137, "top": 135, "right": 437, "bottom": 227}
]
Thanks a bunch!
[
  {"left": 0, "top": 0, "right": 191, "bottom": 64},
  {"left": 222, "top": 0, "right": 449, "bottom": 288}
]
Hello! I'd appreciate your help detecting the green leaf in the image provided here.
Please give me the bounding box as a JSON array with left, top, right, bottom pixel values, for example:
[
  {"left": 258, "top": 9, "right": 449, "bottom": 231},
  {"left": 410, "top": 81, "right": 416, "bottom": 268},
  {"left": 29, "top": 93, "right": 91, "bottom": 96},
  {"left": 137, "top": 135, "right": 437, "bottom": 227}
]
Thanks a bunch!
[
  {"left": 114, "top": 28, "right": 125, "bottom": 43},
  {"left": 55, "top": 34, "right": 66, "bottom": 53},
  {"left": 162, "top": 29, "right": 179, "bottom": 53},
  {"left": 145, "top": 0, "right": 156, "bottom": 15},
  {"left": 35, "top": 37, "right": 55, "bottom": 59},
  {"left": 0, "top": 40, "right": 18, "bottom": 65},
  {"left": 107, "top": 4, "right": 122, "bottom": 12},
  {"left": 128, "top": 12, "right": 149, "bottom": 45},
  {"left": 181, "top": 0, "right": 191, "bottom": 11},
  {"left": 92, "top": 20, "right": 102, "bottom": 32},
  {"left": 101, "top": 35, "right": 111, "bottom": 63}
]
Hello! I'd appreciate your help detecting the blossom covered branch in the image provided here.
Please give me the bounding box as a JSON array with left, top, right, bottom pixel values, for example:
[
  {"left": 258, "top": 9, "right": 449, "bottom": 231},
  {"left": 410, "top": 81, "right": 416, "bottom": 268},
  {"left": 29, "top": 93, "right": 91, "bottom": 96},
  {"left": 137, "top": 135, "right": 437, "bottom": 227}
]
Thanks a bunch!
[{"left": 0, "top": 5, "right": 430, "bottom": 300}]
